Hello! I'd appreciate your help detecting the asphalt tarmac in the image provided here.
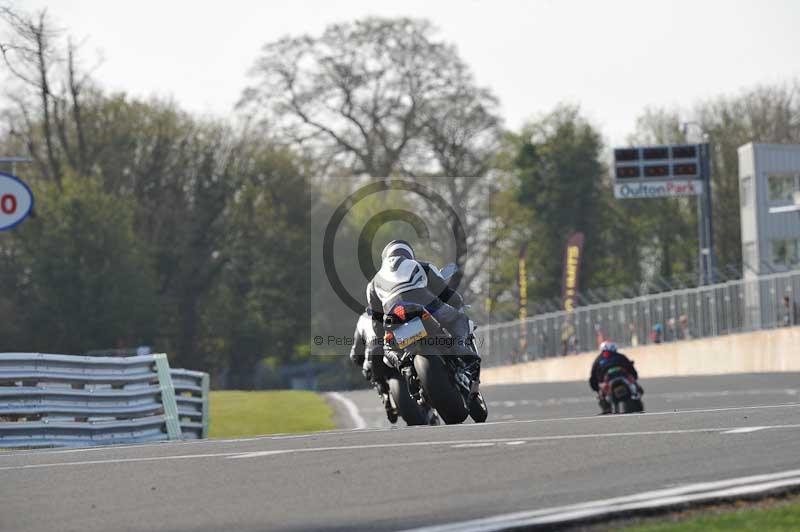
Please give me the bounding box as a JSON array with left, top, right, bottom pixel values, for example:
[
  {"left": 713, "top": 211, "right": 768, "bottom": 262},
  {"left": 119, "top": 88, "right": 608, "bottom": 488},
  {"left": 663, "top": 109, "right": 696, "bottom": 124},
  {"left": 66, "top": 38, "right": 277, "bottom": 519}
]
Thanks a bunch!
[{"left": 2, "top": 373, "right": 799, "bottom": 532}]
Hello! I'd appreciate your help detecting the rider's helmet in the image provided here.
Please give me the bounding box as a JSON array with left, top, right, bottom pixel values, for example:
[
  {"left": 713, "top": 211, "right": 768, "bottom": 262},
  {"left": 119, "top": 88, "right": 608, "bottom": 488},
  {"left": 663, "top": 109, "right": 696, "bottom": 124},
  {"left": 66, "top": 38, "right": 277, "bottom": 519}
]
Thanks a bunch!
[
  {"left": 599, "top": 341, "right": 617, "bottom": 357},
  {"left": 381, "top": 240, "right": 414, "bottom": 261}
]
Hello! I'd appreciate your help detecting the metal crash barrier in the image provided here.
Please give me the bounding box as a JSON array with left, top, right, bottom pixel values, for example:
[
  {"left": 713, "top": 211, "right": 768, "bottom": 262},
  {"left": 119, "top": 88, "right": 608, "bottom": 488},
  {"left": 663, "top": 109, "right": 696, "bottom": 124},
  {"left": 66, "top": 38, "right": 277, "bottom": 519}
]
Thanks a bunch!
[
  {"left": 0, "top": 353, "right": 209, "bottom": 448},
  {"left": 481, "top": 269, "right": 800, "bottom": 366}
]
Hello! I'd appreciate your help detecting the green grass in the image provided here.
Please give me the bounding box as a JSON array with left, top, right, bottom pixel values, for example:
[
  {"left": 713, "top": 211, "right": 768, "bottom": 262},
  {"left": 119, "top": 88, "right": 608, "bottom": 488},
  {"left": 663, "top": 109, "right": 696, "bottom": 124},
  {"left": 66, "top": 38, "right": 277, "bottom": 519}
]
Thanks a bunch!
[
  {"left": 622, "top": 501, "right": 800, "bottom": 531},
  {"left": 208, "top": 390, "right": 336, "bottom": 438}
]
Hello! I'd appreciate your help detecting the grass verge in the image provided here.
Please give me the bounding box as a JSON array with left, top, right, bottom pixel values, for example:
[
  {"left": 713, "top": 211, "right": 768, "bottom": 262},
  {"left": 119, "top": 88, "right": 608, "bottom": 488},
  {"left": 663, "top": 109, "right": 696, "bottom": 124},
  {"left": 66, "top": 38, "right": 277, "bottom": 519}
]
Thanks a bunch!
[
  {"left": 620, "top": 498, "right": 800, "bottom": 531},
  {"left": 209, "top": 390, "right": 336, "bottom": 438}
]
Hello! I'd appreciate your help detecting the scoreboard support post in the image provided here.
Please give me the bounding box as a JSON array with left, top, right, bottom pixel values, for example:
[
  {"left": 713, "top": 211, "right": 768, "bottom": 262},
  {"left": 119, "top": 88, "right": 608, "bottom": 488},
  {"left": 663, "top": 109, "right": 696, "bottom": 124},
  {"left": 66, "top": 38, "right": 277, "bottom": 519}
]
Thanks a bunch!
[{"left": 697, "top": 143, "right": 716, "bottom": 285}]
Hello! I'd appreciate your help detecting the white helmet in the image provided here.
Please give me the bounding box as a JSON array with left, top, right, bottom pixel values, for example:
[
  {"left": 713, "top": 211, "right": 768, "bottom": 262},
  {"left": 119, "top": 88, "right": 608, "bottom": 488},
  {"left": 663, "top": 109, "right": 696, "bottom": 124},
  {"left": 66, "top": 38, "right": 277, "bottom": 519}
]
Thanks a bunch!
[
  {"left": 599, "top": 341, "right": 617, "bottom": 353},
  {"left": 381, "top": 240, "right": 414, "bottom": 261}
]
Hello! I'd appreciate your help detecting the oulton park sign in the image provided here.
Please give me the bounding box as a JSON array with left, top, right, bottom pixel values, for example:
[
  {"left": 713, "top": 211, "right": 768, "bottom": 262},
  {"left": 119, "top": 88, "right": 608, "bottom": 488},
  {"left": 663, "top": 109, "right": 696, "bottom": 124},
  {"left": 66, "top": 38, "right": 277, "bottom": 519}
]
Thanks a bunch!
[{"left": 613, "top": 179, "right": 703, "bottom": 199}]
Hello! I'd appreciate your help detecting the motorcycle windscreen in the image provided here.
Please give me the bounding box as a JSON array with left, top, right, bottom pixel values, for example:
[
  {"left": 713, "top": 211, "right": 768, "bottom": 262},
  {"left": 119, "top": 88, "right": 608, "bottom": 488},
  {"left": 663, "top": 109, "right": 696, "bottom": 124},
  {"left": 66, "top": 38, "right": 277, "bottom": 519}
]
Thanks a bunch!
[{"left": 393, "top": 317, "right": 428, "bottom": 349}]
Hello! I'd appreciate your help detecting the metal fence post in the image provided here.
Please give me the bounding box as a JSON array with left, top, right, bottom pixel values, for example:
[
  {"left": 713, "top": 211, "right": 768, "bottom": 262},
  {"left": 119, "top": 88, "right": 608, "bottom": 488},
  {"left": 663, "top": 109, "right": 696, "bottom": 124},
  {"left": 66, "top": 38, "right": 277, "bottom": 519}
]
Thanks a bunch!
[
  {"left": 154, "top": 353, "right": 182, "bottom": 440},
  {"left": 201, "top": 372, "right": 210, "bottom": 439}
]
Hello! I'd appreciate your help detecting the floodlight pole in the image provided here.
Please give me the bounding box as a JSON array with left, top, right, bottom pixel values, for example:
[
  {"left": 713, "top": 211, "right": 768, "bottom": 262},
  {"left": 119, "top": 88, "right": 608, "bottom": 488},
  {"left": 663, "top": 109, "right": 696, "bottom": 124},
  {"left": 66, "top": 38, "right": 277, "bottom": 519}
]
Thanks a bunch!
[{"left": 682, "top": 124, "right": 716, "bottom": 285}]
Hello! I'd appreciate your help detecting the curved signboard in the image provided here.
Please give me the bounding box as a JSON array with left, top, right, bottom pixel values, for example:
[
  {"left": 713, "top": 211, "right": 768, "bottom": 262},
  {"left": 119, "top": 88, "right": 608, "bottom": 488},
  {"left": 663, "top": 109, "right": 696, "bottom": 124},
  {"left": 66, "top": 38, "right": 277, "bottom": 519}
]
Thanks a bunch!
[{"left": 0, "top": 172, "right": 34, "bottom": 230}]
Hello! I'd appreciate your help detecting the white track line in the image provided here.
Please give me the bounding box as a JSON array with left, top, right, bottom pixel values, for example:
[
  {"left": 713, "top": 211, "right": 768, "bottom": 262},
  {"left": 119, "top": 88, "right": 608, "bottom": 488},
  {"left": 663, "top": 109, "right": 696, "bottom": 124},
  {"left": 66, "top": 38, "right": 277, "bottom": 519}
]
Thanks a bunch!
[
  {"left": 722, "top": 426, "right": 770, "bottom": 434},
  {"left": 0, "top": 452, "right": 241, "bottom": 471},
  {"left": 327, "top": 392, "right": 368, "bottom": 429},
  {"left": 3, "top": 423, "right": 800, "bottom": 471},
  {"left": 402, "top": 469, "right": 800, "bottom": 532},
  {"left": 226, "top": 423, "right": 800, "bottom": 460},
  {"left": 3, "top": 402, "right": 798, "bottom": 459}
]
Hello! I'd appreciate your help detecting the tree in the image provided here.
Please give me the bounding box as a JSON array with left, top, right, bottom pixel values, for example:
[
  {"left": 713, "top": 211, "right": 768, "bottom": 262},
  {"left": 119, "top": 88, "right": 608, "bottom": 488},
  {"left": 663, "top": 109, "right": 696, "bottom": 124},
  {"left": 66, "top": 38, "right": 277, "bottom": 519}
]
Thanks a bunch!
[
  {"left": 0, "top": 5, "right": 98, "bottom": 186},
  {"left": 200, "top": 141, "right": 308, "bottom": 387},
  {"left": 241, "top": 17, "right": 501, "bottom": 177},
  {"left": 1, "top": 6, "right": 311, "bottom": 381},
  {"left": 242, "top": 17, "right": 503, "bottom": 307},
  {"left": 511, "top": 106, "right": 610, "bottom": 304},
  {"left": 0, "top": 175, "right": 157, "bottom": 353}
]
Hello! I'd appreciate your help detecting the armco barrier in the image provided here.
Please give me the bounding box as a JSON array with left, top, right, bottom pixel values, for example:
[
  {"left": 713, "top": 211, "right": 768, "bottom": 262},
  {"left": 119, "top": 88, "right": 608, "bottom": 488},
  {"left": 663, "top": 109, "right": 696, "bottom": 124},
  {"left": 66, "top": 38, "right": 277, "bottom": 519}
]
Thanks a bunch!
[
  {"left": 0, "top": 353, "right": 209, "bottom": 448},
  {"left": 171, "top": 368, "right": 210, "bottom": 439}
]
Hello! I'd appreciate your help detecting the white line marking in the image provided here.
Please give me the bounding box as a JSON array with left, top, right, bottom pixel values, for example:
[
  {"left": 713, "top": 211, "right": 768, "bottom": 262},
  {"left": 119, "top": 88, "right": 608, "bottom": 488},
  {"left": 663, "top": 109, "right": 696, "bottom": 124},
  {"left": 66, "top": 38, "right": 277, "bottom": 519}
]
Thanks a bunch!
[
  {"left": 505, "top": 441, "right": 525, "bottom": 446},
  {"left": 722, "top": 426, "right": 770, "bottom": 434},
  {"left": 227, "top": 450, "right": 292, "bottom": 459},
  {"left": 469, "top": 402, "right": 800, "bottom": 429},
  {"left": 452, "top": 443, "right": 495, "bottom": 448},
  {"left": 489, "top": 389, "right": 799, "bottom": 409},
  {"left": 226, "top": 423, "right": 800, "bottom": 461},
  {"left": 402, "top": 468, "right": 800, "bottom": 532},
  {"left": 3, "top": 423, "right": 800, "bottom": 472},
  {"left": 0, "top": 452, "right": 239, "bottom": 471},
  {"left": 327, "top": 392, "right": 368, "bottom": 430},
  {"left": 2, "top": 403, "right": 798, "bottom": 459}
]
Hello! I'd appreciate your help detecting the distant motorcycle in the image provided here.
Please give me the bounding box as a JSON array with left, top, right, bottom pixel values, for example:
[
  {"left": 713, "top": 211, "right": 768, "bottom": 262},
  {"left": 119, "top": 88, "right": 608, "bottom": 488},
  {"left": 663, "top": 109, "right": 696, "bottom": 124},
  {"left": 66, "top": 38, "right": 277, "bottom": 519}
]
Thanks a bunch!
[
  {"left": 382, "top": 284, "right": 487, "bottom": 425},
  {"left": 599, "top": 367, "right": 644, "bottom": 414}
]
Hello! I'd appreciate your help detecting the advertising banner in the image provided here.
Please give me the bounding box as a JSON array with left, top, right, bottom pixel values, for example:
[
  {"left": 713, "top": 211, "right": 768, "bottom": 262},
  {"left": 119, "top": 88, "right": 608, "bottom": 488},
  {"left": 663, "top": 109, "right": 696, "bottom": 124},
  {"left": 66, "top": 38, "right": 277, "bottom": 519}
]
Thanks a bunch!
[{"left": 561, "top": 232, "right": 584, "bottom": 312}]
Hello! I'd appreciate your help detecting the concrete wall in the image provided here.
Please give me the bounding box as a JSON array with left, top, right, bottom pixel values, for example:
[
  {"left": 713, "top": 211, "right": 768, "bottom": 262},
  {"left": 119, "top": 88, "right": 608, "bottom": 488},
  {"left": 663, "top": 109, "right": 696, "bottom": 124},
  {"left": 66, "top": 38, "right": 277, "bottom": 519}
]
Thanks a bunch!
[{"left": 482, "top": 326, "right": 800, "bottom": 385}]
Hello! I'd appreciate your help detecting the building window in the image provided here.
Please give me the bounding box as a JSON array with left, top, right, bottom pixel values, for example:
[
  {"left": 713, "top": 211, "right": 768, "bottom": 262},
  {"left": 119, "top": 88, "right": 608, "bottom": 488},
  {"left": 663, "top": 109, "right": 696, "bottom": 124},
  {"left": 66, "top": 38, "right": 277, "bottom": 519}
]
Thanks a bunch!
[
  {"left": 767, "top": 174, "right": 799, "bottom": 203},
  {"left": 740, "top": 176, "right": 752, "bottom": 207},
  {"left": 772, "top": 238, "right": 800, "bottom": 267}
]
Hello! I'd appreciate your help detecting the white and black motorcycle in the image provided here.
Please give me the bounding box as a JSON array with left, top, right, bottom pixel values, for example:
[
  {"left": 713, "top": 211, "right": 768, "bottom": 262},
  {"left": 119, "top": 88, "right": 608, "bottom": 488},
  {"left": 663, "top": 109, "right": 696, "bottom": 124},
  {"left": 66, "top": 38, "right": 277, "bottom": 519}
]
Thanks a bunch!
[{"left": 381, "top": 265, "right": 487, "bottom": 424}]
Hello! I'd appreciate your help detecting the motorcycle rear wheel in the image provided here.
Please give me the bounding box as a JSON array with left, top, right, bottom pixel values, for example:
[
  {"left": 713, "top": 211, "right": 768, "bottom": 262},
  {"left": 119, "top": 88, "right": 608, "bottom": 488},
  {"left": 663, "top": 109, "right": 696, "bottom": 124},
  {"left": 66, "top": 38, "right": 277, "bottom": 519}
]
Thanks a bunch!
[{"left": 414, "top": 355, "right": 468, "bottom": 424}]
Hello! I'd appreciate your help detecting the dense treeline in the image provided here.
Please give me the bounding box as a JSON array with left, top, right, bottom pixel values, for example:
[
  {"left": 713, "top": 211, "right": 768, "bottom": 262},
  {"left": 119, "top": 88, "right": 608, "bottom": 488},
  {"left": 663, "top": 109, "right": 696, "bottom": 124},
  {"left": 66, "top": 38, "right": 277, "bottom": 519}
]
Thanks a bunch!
[{"left": 1, "top": 8, "right": 798, "bottom": 386}]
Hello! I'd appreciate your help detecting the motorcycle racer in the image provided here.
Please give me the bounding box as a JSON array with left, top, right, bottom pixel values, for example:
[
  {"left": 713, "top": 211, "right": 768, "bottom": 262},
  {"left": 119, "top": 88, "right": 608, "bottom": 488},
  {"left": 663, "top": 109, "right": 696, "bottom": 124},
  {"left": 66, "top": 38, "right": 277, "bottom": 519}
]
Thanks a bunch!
[
  {"left": 366, "top": 240, "right": 480, "bottom": 390},
  {"left": 589, "top": 341, "right": 641, "bottom": 414}
]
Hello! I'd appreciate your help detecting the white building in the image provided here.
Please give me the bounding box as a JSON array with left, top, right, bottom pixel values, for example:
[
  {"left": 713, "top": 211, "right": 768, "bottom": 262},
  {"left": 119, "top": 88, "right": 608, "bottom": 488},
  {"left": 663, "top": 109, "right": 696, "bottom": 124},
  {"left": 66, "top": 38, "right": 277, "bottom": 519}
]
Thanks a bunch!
[{"left": 738, "top": 143, "right": 800, "bottom": 278}]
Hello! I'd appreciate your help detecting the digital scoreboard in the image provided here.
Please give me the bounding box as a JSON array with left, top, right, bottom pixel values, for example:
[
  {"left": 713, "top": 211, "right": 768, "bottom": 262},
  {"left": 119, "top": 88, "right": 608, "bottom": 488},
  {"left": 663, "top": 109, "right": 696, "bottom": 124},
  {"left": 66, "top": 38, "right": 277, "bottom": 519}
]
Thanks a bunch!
[{"left": 613, "top": 144, "right": 703, "bottom": 199}]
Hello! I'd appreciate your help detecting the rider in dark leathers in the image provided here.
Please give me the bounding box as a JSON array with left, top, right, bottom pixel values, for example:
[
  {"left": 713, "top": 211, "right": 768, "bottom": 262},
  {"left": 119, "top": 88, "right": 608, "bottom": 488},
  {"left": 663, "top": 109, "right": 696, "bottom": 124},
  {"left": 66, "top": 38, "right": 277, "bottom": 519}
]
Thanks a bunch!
[
  {"left": 589, "top": 341, "right": 640, "bottom": 413},
  {"left": 349, "top": 311, "right": 386, "bottom": 381},
  {"left": 366, "top": 240, "right": 480, "bottom": 387},
  {"left": 349, "top": 310, "right": 396, "bottom": 422}
]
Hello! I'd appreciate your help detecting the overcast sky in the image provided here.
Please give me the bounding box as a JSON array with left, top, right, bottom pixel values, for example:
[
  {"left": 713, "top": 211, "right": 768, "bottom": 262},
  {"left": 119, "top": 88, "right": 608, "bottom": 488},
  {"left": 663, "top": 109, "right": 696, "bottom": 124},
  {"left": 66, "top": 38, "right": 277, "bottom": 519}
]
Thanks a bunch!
[{"left": 18, "top": 0, "right": 800, "bottom": 146}]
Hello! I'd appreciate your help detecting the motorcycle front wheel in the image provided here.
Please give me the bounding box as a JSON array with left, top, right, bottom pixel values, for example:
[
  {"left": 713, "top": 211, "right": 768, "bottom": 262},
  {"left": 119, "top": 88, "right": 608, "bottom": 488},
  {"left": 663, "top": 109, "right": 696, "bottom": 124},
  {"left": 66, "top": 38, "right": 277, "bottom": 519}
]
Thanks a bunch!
[
  {"left": 625, "top": 398, "right": 644, "bottom": 413},
  {"left": 414, "top": 355, "right": 468, "bottom": 424},
  {"left": 468, "top": 392, "right": 488, "bottom": 423}
]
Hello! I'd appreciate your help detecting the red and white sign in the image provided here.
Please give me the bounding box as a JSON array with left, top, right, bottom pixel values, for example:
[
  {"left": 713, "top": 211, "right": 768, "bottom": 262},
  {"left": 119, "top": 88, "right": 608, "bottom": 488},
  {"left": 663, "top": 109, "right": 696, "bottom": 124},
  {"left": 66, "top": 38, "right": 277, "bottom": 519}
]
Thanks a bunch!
[
  {"left": 0, "top": 173, "right": 34, "bottom": 230},
  {"left": 614, "top": 180, "right": 703, "bottom": 199}
]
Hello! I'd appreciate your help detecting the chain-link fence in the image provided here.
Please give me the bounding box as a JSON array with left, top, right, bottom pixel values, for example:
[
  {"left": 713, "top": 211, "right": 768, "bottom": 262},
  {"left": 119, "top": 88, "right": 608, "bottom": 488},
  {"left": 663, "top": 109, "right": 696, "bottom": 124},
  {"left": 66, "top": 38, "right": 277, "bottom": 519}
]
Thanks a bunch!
[{"left": 480, "top": 269, "right": 800, "bottom": 367}]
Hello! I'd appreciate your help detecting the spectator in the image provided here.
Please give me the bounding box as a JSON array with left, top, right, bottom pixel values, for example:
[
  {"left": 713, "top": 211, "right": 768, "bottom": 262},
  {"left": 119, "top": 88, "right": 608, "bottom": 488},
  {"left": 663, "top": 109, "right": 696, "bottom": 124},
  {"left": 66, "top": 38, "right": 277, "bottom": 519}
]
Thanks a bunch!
[
  {"left": 781, "top": 295, "right": 799, "bottom": 327},
  {"left": 650, "top": 323, "right": 663, "bottom": 344},
  {"left": 561, "top": 321, "right": 576, "bottom": 356},
  {"left": 679, "top": 314, "right": 692, "bottom": 340},
  {"left": 628, "top": 322, "right": 639, "bottom": 347},
  {"left": 594, "top": 322, "right": 607, "bottom": 348},
  {"left": 666, "top": 317, "right": 678, "bottom": 342}
]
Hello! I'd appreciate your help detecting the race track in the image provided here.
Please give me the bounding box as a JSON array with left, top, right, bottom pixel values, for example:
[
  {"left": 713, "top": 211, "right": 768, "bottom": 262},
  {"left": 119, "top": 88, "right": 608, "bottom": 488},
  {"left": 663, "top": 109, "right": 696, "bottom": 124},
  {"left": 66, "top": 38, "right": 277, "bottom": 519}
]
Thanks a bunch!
[{"left": 3, "top": 373, "right": 800, "bottom": 532}]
